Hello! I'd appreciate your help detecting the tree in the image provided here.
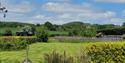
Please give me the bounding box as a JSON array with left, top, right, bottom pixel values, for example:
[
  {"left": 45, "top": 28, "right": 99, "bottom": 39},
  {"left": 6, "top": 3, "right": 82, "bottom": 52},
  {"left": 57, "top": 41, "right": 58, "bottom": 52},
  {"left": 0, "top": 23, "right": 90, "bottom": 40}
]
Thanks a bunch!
[
  {"left": 68, "top": 30, "right": 78, "bottom": 36},
  {"left": 21, "top": 26, "right": 35, "bottom": 36},
  {"left": 31, "top": 26, "right": 36, "bottom": 35},
  {"left": 80, "top": 27, "right": 96, "bottom": 37},
  {"left": 122, "top": 22, "right": 125, "bottom": 27},
  {"left": 44, "top": 22, "right": 55, "bottom": 31},
  {"left": 36, "top": 24, "right": 41, "bottom": 26},
  {"left": 36, "top": 26, "right": 48, "bottom": 42}
]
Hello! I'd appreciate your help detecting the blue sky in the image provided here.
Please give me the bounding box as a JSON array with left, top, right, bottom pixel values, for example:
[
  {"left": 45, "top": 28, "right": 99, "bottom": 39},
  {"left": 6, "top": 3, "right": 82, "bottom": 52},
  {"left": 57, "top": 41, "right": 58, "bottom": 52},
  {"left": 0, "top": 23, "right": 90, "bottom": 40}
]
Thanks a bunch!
[{"left": 1, "top": 0, "right": 125, "bottom": 25}]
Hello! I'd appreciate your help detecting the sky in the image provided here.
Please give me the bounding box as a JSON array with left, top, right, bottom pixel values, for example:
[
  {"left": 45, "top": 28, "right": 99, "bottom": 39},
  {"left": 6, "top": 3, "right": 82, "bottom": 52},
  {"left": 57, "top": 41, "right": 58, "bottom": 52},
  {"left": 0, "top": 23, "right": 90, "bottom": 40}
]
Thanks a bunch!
[{"left": 0, "top": 0, "right": 125, "bottom": 25}]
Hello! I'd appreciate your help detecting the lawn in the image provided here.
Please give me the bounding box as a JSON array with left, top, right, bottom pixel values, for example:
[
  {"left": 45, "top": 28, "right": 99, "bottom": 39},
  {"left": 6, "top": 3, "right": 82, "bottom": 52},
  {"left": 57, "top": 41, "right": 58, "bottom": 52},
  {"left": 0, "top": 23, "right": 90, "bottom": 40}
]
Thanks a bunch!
[{"left": 0, "top": 42, "right": 125, "bottom": 63}]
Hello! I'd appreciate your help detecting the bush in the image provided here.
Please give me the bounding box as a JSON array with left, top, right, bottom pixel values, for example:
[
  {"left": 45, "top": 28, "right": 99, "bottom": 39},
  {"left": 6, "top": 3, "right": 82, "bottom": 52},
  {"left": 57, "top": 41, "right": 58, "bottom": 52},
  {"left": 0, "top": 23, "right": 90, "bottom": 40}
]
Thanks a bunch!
[
  {"left": 0, "top": 37, "right": 37, "bottom": 51},
  {"left": 0, "top": 38, "right": 27, "bottom": 51},
  {"left": 68, "top": 30, "right": 78, "bottom": 36},
  {"left": 68, "top": 27, "right": 96, "bottom": 37},
  {"left": 36, "top": 27, "right": 48, "bottom": 42},
  {"left": 86, "top": 44, "right": 125, "bottom": 63},
  {"left": 3, "top": 29, "right": 12, "bottom": 36}
]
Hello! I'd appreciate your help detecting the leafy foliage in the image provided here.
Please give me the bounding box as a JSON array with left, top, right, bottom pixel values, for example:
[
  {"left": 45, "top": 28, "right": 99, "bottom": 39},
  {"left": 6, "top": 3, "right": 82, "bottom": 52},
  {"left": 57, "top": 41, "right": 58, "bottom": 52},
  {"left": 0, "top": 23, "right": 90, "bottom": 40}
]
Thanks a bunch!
[
  {"left": 1, "top": 21, "right": 125, "bottom": 37},
  {"left": 0, "top": 38, "right": 27, "bottom": 51},
  {"left": 20, "top": 26, "right": 36, "bottom": 36},
  {"left": 44, "top": 22, "right": 56, "bottom": 31},
  {"left": 3, "top": 29, "right": 12, "bottom": 36},
  {"left": 36, "top": 27, "right": 48, "bottom": 42},
  {"left": 87, "top": 44, "right": 125, "bottom": 63},
  {"left": 97, "top": 27, "right": 125, "bottom": 35},
  {"left": 0, "top": 36, "right": 37, "bottom": 51}
]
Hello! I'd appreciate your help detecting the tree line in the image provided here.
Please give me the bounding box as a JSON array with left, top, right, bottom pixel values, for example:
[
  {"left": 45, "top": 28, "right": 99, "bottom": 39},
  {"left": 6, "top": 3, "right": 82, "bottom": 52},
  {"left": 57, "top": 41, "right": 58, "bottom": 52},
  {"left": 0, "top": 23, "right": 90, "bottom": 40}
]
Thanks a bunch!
[{"left": 1, "top": 21, "right": 125, "bottom": 37}]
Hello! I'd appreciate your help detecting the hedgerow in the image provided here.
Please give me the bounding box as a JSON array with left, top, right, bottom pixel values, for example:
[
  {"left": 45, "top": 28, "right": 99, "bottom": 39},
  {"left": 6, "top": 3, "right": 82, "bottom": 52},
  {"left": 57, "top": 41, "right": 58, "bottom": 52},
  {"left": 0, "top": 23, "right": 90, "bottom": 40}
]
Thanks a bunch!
[
  {"left": 86, "top": 44, "right": 125, "bottom": 63},
  {"left": 0, "top": 38, "right": 27, "bottom": 51},
  {"left": 0, "top": 37, "right": 37, "bottom": 51}
]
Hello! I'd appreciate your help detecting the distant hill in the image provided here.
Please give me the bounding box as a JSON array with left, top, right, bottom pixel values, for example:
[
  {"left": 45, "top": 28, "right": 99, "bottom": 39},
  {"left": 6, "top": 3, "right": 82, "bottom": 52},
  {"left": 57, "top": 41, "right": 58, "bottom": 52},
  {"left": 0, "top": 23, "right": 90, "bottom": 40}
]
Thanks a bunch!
[
  {"left": 62, "top": 22, "right": 91, "bottom": 31},
  {"left": 63, "top": 22, "right": 91, "bottom": 27},
  {"left": 63, "top": 22, "right": 84, "bottom": 25},
  {"left": 0, "top": 21, "right": 34, "bottom": 27}
]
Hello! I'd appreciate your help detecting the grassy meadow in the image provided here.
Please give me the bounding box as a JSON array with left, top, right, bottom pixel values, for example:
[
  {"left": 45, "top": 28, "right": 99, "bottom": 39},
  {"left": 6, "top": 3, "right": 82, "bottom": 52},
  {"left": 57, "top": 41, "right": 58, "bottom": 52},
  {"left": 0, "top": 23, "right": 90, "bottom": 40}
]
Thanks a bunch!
[
  {"left": 0, "top": 41, "right": 125, "bottom": 63},
  {"left": 0, "top": 27, "right": 19, "bottom": 36},
  {"left": 0, "top": 27, "right": 68, "bottom": 36}
]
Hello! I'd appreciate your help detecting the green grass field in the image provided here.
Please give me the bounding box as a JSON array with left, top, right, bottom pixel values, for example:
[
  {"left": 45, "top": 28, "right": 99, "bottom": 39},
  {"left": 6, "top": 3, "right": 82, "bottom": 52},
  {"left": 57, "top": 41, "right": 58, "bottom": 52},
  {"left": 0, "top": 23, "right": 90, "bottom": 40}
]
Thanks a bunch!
[
  {"left": 0, "top": 27, "right": 19, "bottom": 36},
  {"left": 0, "top": 43, "right": 83, "bottom": 63},
  {"left": 0, "top": 42, "right": 125, "bottom": 63},
  {"left": 0, "top": 27, "right": 69, "bottom": 36}
]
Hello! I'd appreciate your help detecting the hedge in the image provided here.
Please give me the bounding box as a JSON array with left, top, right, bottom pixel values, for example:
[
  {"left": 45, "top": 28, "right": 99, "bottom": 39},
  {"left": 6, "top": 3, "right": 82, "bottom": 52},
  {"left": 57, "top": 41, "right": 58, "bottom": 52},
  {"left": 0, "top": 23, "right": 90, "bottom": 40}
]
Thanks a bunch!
[
  {"left": 0, "top": 37, "right": 37, "bottom": 51},
  {"left": 86, "top": 44, "right": 125, "bottom": 63}
]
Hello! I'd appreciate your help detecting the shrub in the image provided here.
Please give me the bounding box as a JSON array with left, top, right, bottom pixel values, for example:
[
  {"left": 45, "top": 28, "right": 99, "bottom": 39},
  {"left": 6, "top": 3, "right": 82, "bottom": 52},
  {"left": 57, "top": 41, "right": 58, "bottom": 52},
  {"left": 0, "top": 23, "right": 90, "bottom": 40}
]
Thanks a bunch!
[
  {"left": 3, "top": 29, "right": 12, "bottom": 36},
  {"left": 36, "top": 27, "right": 48, "bottom": 42},
  {"left": 86, "top": 44, "right": 125, "bottom": 63},
  {"left": 0, "top": 37, "right": 37, "bottom": 51},
  {"left": 68, "top": 30, "right": 78, "bottom": 36},
  {"left": 0, "top": 38, "right": 27, "bottom": 51}
]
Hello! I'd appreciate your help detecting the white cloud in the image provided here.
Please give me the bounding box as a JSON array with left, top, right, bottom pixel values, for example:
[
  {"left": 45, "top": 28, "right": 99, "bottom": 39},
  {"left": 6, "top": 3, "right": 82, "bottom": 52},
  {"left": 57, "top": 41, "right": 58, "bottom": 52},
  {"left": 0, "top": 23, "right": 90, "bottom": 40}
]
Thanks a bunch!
[
  {"left": 41, "top": 2, "right": 120, "bottom": 24},
  {"left": 30, "top": 12, "right": 117, "bottom": 25},
  {"left": 2, "top": 0, "right": 34, "bottom": 13},
  {"left": 42, "top": 2, "right": 93, "bottom": 13},
  {"left": 58, "top": 14, "right": 71, "bottom": 18},
  {"left": 33, "top": 15, "right": 45, "bottom": 19},
  {"left": 0, "top": 0, "right": 124, "bottom": 25},
  {"left": 94, "top": 0, "right": 125, "bottom": 3},
  {"left": 123, "top": 10, "right": 125, "bottom": 17},
  {"left": 48, "top": 0, "right": 71, "bottom": 2},
  {"left": 0, "top": 0, "right": 35, "bottom": 23},
  {"left": 109, "top": 18, "right": 125, "bottom": 25},
  {"left": 77, "top": 11, "right": 116, "bottom": 20}
]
